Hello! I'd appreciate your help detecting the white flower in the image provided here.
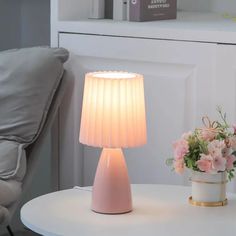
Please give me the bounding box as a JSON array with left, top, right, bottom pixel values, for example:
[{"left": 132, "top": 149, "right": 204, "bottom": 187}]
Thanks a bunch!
[
  {"left": 208, "top": 140, "right": 225, "bottom": 157},
  {"left": 181, "top": 131, "right": 192, "bottom": 140}
]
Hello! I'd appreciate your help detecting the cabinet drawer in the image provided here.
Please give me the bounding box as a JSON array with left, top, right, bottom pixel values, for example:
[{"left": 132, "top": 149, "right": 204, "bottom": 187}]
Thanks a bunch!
[{"left": 59, "top": 33, "right": 215, "bottom": 65}]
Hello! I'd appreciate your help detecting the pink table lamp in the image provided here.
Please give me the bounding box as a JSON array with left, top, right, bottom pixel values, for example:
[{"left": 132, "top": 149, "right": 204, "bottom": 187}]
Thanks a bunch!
[{"left": 79, "top": 71, "right": 147, "bottom": 214}]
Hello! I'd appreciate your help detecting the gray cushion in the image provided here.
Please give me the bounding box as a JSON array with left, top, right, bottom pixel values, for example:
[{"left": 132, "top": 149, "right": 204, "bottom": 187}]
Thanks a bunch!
[
  {"left": 0, "top": 140, "right": 26, "bottom": 181},
  {"left": 0, "top": 47, "right": 69, "bottom": 143},
  {"left": 0, "top": 205, "right": 9, "bottom": 225},
  {"left": 0, "top": 180, "right": 21, "bottom": 207}
]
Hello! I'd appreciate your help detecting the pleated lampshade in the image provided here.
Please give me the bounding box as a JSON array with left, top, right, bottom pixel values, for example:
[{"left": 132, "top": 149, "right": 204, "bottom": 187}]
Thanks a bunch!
[{"left": 79, "top": 71, "right": 147, "bottom": 148}]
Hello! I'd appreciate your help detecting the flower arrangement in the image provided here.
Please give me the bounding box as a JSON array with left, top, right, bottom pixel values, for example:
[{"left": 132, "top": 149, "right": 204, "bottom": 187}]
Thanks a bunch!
[{"left": 168, "top": 108, "right": 236, "bottom": 180}]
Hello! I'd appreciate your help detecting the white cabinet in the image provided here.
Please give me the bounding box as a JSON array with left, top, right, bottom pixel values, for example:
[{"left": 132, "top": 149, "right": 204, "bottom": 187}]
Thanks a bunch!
[
  {"left": 51, "top": 0, "right": 236, "bottom": 189},
  {"left": 59, "top": 33, "right": 218, "bottom": 186}
]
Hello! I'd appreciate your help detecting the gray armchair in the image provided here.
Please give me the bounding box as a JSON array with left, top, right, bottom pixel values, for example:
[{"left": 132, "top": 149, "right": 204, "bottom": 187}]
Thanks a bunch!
[{"left": 0, "top": 47, "right": 69, "bottom": 235}]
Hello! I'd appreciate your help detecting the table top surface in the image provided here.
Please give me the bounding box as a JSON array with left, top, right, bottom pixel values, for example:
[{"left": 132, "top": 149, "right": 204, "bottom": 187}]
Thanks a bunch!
[{"left": 21, "top": 184, "right": 236, "bottom": 236}]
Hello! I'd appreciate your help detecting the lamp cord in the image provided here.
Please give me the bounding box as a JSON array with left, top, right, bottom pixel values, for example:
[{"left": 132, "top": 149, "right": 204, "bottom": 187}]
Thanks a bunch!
[{"left": 73, "top": 186, "right": 92, "bottom": 192}]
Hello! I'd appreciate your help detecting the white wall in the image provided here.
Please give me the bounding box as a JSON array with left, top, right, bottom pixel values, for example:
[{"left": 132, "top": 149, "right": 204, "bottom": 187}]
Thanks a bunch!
[
  {"left": 178, "top": 0, "right": 236, "bottom": 14},
  {"left": 211, "top": 0, "right": 236, "bottom": 15},
  {"left": 58, "top": 0, "right": 89, "bottom": 20},
  {"left": 177, "top": 0, "right": 211, "bottom": 12}
]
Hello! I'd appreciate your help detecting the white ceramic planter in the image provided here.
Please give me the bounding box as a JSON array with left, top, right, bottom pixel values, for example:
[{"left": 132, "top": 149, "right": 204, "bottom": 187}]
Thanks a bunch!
[{"left": 190, "top": 171, "right": 227, "bottom": 204}]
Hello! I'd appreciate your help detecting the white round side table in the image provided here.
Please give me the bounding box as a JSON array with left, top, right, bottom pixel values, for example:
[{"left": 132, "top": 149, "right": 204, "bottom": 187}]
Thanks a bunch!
[{"left": 21, "top": 184, "right": 236, "bottom": 236}]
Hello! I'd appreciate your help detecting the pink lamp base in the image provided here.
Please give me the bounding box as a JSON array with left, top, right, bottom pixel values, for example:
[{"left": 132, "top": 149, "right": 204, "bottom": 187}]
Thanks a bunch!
[{"left": 91, "top": 148, "right": 132, "bottom": 214}]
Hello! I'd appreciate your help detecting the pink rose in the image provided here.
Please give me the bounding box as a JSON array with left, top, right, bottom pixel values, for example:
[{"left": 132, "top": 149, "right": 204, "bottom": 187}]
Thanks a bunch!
[
  {"left": 197, "top": 154, "right": 213, "bottom": 173},
  {"left": 229, "top": 136, "right": 236, "bottom": 150},
  {"left": 208, "top": 140, "right": 225, "bottom": 150},
  {"left": 222, "top": 148, "right": 231, "bottom": 157},
  {"left": 233, "top": 124, "right": 236, "bottom": 134},
  {"left": 173, "top": 139, "right": 189, "bottom": 160},
  {"left": 226, "top": 155, "right": 236, "bottom": 170},
  {"left": 200, "top": 128, "right": 216, "bottom": 141},
  {"left": 174, "top": 159, "right": 184, "bottom": 174},
  {"left": 212, "top": 155, "right": 226, "bottom": 172}
]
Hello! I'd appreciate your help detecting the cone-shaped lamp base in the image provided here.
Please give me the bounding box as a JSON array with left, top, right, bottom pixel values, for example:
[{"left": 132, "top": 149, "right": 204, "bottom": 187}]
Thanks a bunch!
[{"left": 92, "top": 148, "right": 132, "bottom": 214}]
